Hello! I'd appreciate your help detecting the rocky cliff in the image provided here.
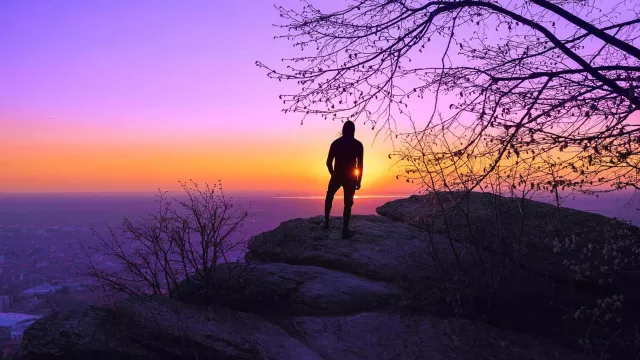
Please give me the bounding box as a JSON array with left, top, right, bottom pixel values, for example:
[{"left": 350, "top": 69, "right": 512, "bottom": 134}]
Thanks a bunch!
[{"left": 16, "top": 193, "right": 640, "bottom": 360}]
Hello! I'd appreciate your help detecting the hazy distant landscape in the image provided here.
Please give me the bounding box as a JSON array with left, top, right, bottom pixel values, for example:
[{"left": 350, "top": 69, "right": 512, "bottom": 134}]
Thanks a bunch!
[{"left": 1, "top": 191, "right": 637, "bottom": 229}]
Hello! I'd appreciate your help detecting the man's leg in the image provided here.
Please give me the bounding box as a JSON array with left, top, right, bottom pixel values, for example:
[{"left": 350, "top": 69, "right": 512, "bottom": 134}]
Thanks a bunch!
[
  {"left": 342, "top": 182, "right": 356, "bottom": 238},
  {"left": 324, "top": 176, "right": 341, "bottom": 228}
]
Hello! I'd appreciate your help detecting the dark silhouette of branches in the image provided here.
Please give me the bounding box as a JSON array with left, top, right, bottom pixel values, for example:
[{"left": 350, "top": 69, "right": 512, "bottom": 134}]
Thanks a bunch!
[
  {"left": 263, "top": 3, "right": 640, "bottom": 356},
  {"left": 260, "top": 0, "right": 640, "bottom": 194},
  {"left": 84, "top": 180, "right": 249, "bottom": 300}
]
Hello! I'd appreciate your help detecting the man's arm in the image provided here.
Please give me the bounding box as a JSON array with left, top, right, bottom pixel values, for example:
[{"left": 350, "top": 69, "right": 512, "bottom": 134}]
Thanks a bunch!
[
  {"left": 356, "top": 143, "right": 363, "bottom": 188},
  {"left": 326, "top": 143, "right": 335, "bottom": 175}
]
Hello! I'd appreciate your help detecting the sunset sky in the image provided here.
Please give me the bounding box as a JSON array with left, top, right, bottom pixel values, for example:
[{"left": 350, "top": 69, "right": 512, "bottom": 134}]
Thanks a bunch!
[{"left": 0, "top": 1, "right": 417, "bottom": 194}]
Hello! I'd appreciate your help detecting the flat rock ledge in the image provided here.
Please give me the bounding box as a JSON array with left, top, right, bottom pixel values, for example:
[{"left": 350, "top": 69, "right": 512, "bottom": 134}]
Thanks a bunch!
[
  {"left": 246, "top": 215, "right": 476, "bottom": 287},
  {"left": 17, "top": 296, "right": 321, "bottom": 360},
  {"left": 17, "top": 297, "right": 585, "bottom": 360},
  {"left": 177, "top": 262, "right": 404, "bottom": 316}
]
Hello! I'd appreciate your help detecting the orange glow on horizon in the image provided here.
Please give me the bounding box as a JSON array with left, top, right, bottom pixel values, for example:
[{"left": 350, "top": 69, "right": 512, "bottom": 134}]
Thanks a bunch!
[{"left": 1, "top": 114, "right": 414, "bottom": 194}]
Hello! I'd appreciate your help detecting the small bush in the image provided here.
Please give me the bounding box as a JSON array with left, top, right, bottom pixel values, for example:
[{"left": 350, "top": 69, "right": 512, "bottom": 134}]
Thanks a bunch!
[{"left": 84, "top": 180, "right": 249, "bottom": 300}]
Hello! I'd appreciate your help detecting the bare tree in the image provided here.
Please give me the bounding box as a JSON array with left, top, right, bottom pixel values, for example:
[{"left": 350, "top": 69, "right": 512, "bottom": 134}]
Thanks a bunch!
[
  {"left": 84, "top": 180, "right": 249, "bottom": 301},
  {"left": 261, "top": 2, "right": 640, "bottom": 357},
  {"left": 259, "top": 0, "right": 640, "bottom": 195}
]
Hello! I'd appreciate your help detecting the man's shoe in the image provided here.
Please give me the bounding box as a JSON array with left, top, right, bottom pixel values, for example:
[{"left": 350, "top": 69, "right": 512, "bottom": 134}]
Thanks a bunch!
[
  {"left": 322, "top": 219, "right": 330, "bottom": 229},
  {"left": 322, "top": 216, "right": 330, "bottom": 229},
  {"left": 342, "top": 229, "right": 355, "bottom": 239}
]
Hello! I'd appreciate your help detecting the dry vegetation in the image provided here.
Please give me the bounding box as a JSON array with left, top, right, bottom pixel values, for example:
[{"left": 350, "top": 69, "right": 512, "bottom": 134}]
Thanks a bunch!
[{"left": 84, "top": 180, "right": 250, "bottom": 302}]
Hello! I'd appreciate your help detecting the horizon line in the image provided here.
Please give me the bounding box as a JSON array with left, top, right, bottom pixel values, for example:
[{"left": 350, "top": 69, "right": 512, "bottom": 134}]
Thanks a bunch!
[{"left": 0, "top": 191, "right": 414, "bottom": 197}]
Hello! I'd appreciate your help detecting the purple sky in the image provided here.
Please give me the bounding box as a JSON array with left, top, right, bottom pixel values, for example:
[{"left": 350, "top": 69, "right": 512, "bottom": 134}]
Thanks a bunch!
[
  {"left": 0, "top": 1, "right": 414, "bottom": 193},
  {"left": 1, "top": 1, "right": 293, "bottom": 133}
]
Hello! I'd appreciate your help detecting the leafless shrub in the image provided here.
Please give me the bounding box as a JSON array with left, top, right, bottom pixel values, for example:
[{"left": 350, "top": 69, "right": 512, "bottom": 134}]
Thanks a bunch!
[{"left": 83, "top": 180, "right": 249, "bottom": 301}]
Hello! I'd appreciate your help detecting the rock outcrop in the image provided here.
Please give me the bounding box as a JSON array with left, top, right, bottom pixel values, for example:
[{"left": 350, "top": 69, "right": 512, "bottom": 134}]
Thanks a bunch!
[
  {"left": 246, "top": 215, "right": 476, "bottom": 287},
  {"left": 18, "top": 296, "right": 322, "bottom": 360},
  {"left": 290, "top": 313, "right": 584, "bottom": 360},
  {"left": 242, "top": 214, "right": 565, "bottom": 337},
  {"left": 376, "top": 192, "right": 640, "bottom": 283},
  {"left": 376, "top": 192, "right": 640, "bottom": 357},
  {"left": 17, "top": 296, "right": 584, "bottom": 360},
  {"left": 17, "top": 195, "right": 614, "bottom": 360},
  {"left": 177, "top": 262, "right": 404, "bottom": 315}
]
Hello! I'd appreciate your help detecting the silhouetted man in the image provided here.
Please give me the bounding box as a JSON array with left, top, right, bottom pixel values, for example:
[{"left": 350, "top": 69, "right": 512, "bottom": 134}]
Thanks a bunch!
[{"left": 324, "top": 120, "right": 363, "bottom": 239}]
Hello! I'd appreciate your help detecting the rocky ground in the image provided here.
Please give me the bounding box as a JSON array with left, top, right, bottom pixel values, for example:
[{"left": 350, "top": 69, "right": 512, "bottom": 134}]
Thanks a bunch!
[{"left": 14, "top": 192, "right": 640, "bottom": 360}]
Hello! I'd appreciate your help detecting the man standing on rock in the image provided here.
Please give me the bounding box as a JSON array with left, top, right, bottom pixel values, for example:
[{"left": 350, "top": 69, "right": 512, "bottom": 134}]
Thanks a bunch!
[{"left": 324, "top": 120, "right": 363, "bottom": 239}]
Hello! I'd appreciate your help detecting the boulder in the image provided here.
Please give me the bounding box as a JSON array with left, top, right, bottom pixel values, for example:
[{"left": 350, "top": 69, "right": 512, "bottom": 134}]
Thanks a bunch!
[
  {"left": 376, "top": 191, "right": 640, "bottom": 306},
  {"left": 17, "top": 296, "right": 322, "bottom": 360},
  {"left": 241, "top": 207, "right": 639, "bottom": 355},
  {"left": 16, "top": 297, "right": 588, "bottom": 360},
  {"left": 376, "top": 192, "right": 640, "bottom": 284},
  {"left": 246, "top": 215, "right": 477, "bottom": 288},
  {"left": 289, "top": 312, "right": 587, "bottom": 360},
  {"left": 177, "top": 262, "right": 404, "bottom": 315},
  {"left": 376, "top": 192, "right": 640, "bottom": 356},
  {"left": 242, "top": 215, "right": 563, "bottom": 335}
]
